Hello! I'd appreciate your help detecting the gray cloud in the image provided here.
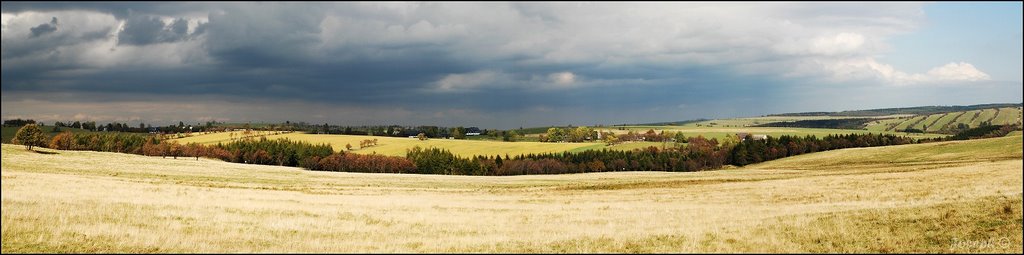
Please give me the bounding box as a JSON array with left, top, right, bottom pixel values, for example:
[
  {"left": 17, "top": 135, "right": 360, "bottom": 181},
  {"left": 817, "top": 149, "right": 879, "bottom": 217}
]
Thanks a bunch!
[
  {"left": 118, "top": 15, "right": 201, "bottom": 45},
  {"left": 28, "top": 16, "right": 58, "bottom": 37},
  {"left": 1, "top": 2, "right": 1020, "bottom": 128}
]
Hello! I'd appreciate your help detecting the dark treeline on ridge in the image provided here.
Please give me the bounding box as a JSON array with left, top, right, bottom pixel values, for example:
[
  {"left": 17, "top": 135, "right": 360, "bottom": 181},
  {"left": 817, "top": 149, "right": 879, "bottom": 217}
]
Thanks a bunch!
[{"left": 752, "top": 118, "right": 876, "bottom": 130}]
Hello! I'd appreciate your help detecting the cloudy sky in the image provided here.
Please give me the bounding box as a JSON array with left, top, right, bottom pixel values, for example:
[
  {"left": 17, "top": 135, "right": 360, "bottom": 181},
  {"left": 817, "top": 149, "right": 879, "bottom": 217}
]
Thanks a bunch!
[{"left": 2, "top": 2, "right": 1021, "bottom": 128}]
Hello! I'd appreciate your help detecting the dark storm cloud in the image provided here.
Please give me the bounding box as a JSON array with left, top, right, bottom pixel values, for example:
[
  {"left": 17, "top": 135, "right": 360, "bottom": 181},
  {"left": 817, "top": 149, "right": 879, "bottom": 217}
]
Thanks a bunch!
[
  {"left": 2, "top": 2, "right": 1019, "bottom": 128},
  {"left": 118, "top": 15, "right": 201, "bottom": 45},
  {"left": 28, "top": 17, "right": 58, "bottom": 37},
  {"left": 1, "top": 2, "right": 210, "bottom": 19}
]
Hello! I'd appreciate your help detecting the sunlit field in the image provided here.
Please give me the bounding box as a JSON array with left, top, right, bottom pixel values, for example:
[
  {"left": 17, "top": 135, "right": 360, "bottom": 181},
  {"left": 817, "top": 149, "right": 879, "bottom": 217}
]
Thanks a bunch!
[
  {"left": 3, "top": 135, "right": 1020, "bottom": 253},
  {"left": 172, "top": 131, "right": 606, "bottom": 158},
  {"left": 170, "top": 126, "right": 947, "bottom": 159},
  {"left": 597, "top": 126, "right": 946, "bottom": 141},
  {"left": 862, "top": 107, "right": 1021, "bottom": 133}
]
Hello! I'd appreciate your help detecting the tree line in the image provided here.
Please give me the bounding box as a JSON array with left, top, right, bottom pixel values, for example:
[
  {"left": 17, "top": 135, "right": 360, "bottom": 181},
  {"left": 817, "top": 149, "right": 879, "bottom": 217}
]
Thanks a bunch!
[
  {"left": 4, "top": 118, "right": 222, "bottom": 134},
  {"left": 14, "top": 123, "right": 1015, "bottom": 176}
]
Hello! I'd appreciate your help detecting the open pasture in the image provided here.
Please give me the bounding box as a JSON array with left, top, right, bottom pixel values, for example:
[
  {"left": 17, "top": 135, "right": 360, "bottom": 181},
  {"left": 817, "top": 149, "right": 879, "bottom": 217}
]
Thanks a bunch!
[{"left": 3, "top": 136, "right": 1020, "bottom": 253}]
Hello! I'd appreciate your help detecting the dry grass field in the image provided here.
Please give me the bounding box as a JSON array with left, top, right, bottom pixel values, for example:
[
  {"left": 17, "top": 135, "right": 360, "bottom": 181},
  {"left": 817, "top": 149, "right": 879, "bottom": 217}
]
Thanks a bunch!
[
  {"left": 171, "top": 131, "right": 603, "bottom": 158},
  {"left": 2, "top": 135, "right": 1021, "bottom": 253}
]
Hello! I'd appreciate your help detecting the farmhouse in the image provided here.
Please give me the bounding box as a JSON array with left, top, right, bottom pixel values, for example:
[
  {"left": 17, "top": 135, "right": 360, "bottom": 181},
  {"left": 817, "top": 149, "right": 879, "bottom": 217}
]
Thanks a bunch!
[
  {"left": 736, "top": 133, "right": 767, "bottom": 141},
  {"left": 466, "top": 132, "right": 481, "bottom": 136}
]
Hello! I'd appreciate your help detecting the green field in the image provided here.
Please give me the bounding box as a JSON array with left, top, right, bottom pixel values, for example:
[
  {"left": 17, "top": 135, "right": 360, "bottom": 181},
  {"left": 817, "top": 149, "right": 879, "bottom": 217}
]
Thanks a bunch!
[
  {"left": 913, "top": 113, "right": 945, "bottom": 131},
  {"left": 862, "top": 107, "right": 1021, "bottom": 133},
  {"left": 927, "top": 111, "right": 964, "bottom": 132},
  {"left": 971, "top": 108, "right": 1000, "bottom": 127},
  {"left": 3, "top": 134, "right": 1020, "bottom": 253},
  {"left": 993, "top": 107, "right": 1022, "bottom": 124},
  {"left": 597, "top": 126, "right": 945, "bottom": 141},
  {"left": 675, "top": 115, "right": 908, "bottom": 128},
  {"left": 1, "top": 126, "right": 98, "bottom": 144},
  {"left": 172, "top": 131, "right": 603, "bottom": 158},
  {"left": 603, "top": 141, "right": 672, "bottom": 151},
  {"left": 863, "top": 117, "right": 908, "bottom": 132}
]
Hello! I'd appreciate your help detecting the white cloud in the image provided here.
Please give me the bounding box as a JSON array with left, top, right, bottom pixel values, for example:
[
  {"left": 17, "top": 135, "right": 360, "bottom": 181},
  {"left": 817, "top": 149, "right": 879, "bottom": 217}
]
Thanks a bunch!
[
  {"left": 814, "top": 57, "right": 991, "bottom": 86},
  {"left": 924, "top": 62, "right": 990, "bottom": 82},
  {"left": 549, "top": 71, "right": 576, "bottom": 86},
  {"left": 433, "top": 70, "right": 506, "bottom": 91}
]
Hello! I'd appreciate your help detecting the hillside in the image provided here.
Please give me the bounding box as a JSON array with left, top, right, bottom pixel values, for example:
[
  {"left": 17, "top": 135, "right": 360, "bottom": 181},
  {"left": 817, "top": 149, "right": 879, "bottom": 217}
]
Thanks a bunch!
[
  {"left": 769, "top": 103, "right": 1022, "bottom": 117},
  {"left": 2, "top": 135, "right": 1020, "bottom": 253},
  {"left": 863, "top": 107, "right": 1022, "bottom": 133},
  {"left": 595, "top": 126, "right": 945, "bottom": 140},
  {"left": 747, "top": 106, "right": 1021, "bottom": 134}
]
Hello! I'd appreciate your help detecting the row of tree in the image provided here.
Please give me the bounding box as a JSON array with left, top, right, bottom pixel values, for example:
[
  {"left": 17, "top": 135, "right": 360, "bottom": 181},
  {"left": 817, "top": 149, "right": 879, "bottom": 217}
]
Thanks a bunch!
[
  {"left": 728, "top": 133, "right": 914, "bottom": 166},
  {"left": 539, "top": 127, "right": 689, "bottom": 146},
  {"left": 15, "top": 124, "right": 995, "bottom": 176},
  {"left": 539, "top": 126, "right": 598, "bottom": 142},
  {"left": 5, "top": 118, "right": 223, "bottom": 134}
]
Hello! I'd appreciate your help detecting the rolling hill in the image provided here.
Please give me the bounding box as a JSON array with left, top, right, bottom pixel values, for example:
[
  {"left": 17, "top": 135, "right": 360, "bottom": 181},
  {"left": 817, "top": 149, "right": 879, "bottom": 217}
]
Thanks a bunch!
[
  {"left": 768, "top": 103, "right": 1022, "bottom": 117},
  {"left": 2, "top": 134, "right": 1019, "bottom": 253}
]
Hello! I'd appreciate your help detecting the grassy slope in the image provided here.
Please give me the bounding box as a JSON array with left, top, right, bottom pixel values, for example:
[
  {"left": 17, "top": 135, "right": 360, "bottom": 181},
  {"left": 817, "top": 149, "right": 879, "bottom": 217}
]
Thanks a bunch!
[
  {"left": 893, "top": 115, "right": 926, "bottom": 131},
  {"left": 172, "top": 131, "right": 603, "bottom": 158},
  {"left": 863, "top": 117, "right": 907, "bottom": 132},
  {"left": 915, "top": 112, "right": 946, "bottom": 131},
  {"left": 596, "top": 126, "right": 944, "bottom": 141},
  {"left": 679, "top": 115, "right": 906, "bottom": 128},
  {"left": 863, "top": 107, "right": 1021, "bottom": 133},
  {"left": 970, "top": 108, "right": 999, "bottom": 127},
  {"left": 992, "top": 107, "right": 1022, "bottom": 124},
  {"left": 3, "top": 134, "right": 1021, "bottom": 253}
]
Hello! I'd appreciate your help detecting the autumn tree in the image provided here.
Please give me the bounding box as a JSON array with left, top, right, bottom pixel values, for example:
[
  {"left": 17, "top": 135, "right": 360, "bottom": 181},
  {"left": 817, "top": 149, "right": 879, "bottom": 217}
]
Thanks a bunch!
[
  {"left": 11, "top": 124, "right": 47, "bottom": 151},
  {"left": 49, "top": 131, "right": 75, "bottom": 150}
]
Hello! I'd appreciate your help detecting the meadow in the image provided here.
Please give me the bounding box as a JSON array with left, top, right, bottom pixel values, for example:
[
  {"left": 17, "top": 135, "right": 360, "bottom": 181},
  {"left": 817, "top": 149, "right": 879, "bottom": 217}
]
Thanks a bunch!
[
  {"left": 172, "top": 131, "right": 604, "bottom": 158},
  {"left": 3, "top": 135, "right": 1020, "bottom": 253},
  {"left": 171, "top": 125, "right": 947, "bottom": 159}
]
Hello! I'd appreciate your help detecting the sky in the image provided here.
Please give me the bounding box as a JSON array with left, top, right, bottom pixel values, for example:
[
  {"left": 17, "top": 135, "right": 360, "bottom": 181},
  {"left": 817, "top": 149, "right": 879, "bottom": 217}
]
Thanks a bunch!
[{"left": 2, "top": 2, "right": 1021, "bottom": 129}]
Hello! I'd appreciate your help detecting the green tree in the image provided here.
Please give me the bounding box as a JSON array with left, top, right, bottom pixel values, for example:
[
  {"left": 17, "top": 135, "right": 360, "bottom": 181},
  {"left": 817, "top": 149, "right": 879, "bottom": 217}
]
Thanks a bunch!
[
  {"left": 545, "top": 127, "right": 565, "bottom": 142},
  {"left": 502, "top": 130, "right": 521, "bottom": 142},
  {"left": 602, "top": 132, "right": 619, "bottom": 145},
  {"left": 452, "top": 126, "right": 466, "bottom": 139},
  {"left": 12, "top": 124, "right": 48, "bottom": 151},
  {"left": 674, "top": 132, "right": 687, "bottom": 143}
]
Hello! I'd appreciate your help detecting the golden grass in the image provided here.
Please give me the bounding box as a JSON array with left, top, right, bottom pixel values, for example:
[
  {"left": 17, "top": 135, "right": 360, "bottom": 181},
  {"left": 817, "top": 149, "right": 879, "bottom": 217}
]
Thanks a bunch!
[
  {"left": 171, "top": 132, "right": 603, "bottom": 158},
  {"left": 2, "top": 136, "right": 1021, "bottom": 253}
]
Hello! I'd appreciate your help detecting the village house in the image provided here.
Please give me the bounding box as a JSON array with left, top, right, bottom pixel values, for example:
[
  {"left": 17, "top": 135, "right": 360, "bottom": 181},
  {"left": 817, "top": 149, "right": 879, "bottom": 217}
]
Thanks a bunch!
[{"left": 736, "top": 133, "right": 767, "bottom": 141}]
